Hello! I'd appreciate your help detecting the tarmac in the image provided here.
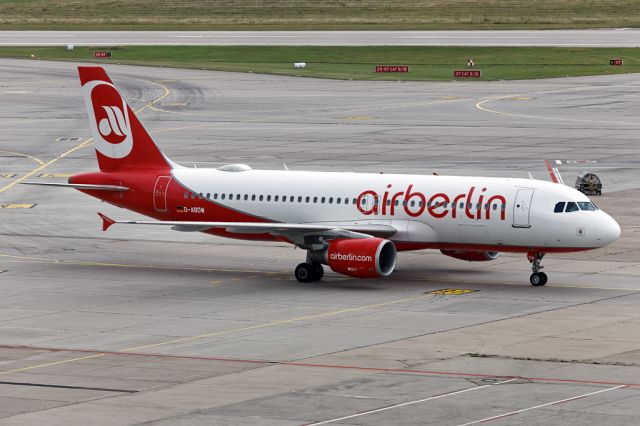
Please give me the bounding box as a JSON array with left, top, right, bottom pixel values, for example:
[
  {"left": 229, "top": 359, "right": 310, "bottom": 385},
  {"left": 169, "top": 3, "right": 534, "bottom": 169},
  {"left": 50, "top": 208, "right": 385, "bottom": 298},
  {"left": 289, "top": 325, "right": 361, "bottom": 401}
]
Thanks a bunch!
[
  {"left": 0, "top": 59, "right": 639, "bottom": 425},
  {"left": 0, "top": 29, "right": 640, "bottom": 47}
]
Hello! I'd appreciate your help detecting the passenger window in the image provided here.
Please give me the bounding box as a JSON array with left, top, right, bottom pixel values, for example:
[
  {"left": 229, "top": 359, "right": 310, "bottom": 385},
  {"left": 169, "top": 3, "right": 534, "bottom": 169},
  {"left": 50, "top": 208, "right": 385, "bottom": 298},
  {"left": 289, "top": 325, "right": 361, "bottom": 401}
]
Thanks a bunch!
[
  {"left": 267, "top": 195, "right": 271, "bottom": 202},
  {"left": 191, "top": 192, "right": 196, "bottom": 199},
  {"left": 305, "top": 196, "right": 310, "bottom": 203},
  {"left": 565, "top": 202, "right": 579, "bottom": 212},
  {"left": 184, "top": 192, "right": 188, "bottom": 199},
  {"left": 252, "top": 194, "right": 256, "bottom": 201},
  {"left": 329, "top": 197, "right": 333, "bottom": 204},
  {"left": 459, "top": 202, "right": 464, "bottom": 209},
  {"left": 236, "top": 194, "right": 240, "bottom": 200},
  {"left": 554, "top": 202, "right": 565, "bottom": 213},
  {"left": 244, "top": 194, "right": 248, "bottom": 201},
  {"left": 259, "top": 195, "right": 264, "bottom": 201},
  {"left": 386, "top": 199, "right": 391, "bottom": 206},
  {"left": 344, "top": 198, "right": 349, "bottom": 205},
  {"left": 352, "top": 198, "right": 357, "bottom": 205},
  {"left": 298, "top": 196, "right": 302, "bottom": 202},
  {"left": 313, "top": 197, "right": 318, "bottom": 203},
  {"left": 214, "top": 193, "right": 218, "bottom": 200},
  {"left": 410, "top": 201, "right": 415, "bottom": 207},
  {"left": 492, "top": 204, "right": 497, "bottom": 210},
  {"left": 337, "top": 198, "right": 341, "bottom": 204},
  {"left": 206, "top": 193, "right": 210, "bottom": 199},
  {"left": 282, "top": 195, "right": 286, "bottom": 202},
  {"left": 320, "top": 197, "right": 325, "bottom": 203},
  {"left": 221, "top": 194, "right": 225, "bottom": 200}
]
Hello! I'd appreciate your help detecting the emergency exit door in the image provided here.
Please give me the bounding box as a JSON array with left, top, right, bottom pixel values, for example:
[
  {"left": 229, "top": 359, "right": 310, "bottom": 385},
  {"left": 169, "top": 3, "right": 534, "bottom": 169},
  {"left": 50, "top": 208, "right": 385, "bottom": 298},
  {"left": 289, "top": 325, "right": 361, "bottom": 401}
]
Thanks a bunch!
[
  {"left": 512, "top": 188, "right": 534, "bottom": 228},
  {"left": 153, "top": 176, "right": 172, "bottom": 212}
]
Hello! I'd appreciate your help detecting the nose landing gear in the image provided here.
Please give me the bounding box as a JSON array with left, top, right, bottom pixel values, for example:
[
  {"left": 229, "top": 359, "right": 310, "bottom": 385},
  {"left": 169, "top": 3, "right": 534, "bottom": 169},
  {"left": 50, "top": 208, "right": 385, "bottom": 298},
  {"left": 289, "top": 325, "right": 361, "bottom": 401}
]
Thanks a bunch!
[{"left": 528, "top": 252, "right": 547, "bottom": 286}]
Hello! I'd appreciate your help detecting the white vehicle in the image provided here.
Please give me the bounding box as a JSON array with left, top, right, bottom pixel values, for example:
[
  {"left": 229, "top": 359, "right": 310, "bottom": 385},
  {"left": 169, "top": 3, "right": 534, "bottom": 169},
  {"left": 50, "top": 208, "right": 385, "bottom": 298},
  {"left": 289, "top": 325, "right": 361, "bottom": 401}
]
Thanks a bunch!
[{"left": 26, "top": 67, "right": 621, "bottom": 286}]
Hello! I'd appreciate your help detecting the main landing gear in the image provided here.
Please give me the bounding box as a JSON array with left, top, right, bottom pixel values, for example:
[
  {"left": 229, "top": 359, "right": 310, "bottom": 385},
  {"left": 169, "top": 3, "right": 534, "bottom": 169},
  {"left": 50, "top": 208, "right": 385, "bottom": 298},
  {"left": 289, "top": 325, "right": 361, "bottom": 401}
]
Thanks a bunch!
[
  {"left": 528, "top": 252, "right": 548, "bottom": 286},
  {"left": 295, "top": 262, "right": 324, "bottom": 283}
]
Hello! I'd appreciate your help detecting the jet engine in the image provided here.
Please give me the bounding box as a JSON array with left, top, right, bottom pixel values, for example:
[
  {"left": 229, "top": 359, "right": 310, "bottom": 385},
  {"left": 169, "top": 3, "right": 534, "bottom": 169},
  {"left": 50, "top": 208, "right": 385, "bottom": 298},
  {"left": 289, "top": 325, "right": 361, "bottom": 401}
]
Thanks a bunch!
[
  {"left": 440, "top": 250, "right": 500, "bottom": 262},
  {"left": 310, "top": 238, "right": 397, "bottom": 278}
]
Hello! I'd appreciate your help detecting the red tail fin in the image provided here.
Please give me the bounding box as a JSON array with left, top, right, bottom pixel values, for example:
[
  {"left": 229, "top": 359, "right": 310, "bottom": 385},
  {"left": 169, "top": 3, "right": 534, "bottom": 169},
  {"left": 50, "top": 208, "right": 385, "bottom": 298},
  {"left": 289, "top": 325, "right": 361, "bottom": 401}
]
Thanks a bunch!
[{"left": 78, "top": 66, "right": 171, "bottom": 172}]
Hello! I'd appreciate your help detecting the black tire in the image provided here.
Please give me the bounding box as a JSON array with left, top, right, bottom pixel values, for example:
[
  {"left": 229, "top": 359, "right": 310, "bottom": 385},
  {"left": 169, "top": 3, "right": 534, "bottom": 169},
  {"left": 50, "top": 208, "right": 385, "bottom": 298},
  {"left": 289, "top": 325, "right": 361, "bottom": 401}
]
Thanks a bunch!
[
  {"left": 312, "top": 264, "right": 324, "bottom": 281},
  {"left": 295, "top": 263, "right": 313, "bottom": 283},
  {"left": 539, "top": 272, "right": 548, "bottom": 286},
  {"left": 530, "top": 272, "right": 545, "bottom": 286}
]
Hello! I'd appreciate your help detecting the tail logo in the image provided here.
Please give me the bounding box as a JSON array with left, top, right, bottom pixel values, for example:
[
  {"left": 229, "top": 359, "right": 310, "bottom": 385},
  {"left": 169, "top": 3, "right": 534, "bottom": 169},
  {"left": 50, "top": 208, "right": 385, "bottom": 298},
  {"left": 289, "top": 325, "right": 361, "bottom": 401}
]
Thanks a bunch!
[
  {"left": 83, "top": 81, "right": 133, "bottom": 159},
  {"left": 98, "top": 105, "right": 129, "bottom": 144}
]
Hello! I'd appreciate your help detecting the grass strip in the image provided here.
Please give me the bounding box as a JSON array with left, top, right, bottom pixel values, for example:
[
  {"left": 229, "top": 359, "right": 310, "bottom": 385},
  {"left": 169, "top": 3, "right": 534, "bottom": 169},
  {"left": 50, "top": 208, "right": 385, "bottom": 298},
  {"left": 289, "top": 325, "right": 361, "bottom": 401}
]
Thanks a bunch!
[
  {"left": 1, "top": 0, "right": 639, "bottom": 30},
  {"left": 1, "top": 46, "right": 639, "bottom": 81}
]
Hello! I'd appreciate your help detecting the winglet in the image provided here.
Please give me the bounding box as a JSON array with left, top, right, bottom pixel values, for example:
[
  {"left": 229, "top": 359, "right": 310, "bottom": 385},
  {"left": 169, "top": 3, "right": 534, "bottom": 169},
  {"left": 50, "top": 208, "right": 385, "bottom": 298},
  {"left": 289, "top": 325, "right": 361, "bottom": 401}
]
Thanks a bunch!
[{"left": 98, "top": 212, "right": 115, "bottom": 231}]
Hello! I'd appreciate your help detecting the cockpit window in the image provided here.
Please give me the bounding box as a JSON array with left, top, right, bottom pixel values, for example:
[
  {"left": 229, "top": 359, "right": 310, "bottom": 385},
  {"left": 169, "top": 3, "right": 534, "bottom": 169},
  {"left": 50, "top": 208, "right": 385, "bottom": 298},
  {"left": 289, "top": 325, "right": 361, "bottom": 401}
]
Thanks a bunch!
[
  {"left": 565, "top": 202, "right": 579, "bottom": 212},
  {"left": 577, "top": 202, "right": 596, "bottom": 211},
  {"left": 554, "top": 202, "right": 565, "bottom": 213}
]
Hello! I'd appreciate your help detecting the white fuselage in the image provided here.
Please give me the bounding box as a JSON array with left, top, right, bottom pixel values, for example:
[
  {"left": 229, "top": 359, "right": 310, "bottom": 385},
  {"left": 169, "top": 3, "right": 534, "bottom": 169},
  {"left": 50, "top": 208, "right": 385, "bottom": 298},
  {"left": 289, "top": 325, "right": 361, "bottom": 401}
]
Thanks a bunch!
[{"left": 170, "top": 168, "right": 621, "bottom": 252}]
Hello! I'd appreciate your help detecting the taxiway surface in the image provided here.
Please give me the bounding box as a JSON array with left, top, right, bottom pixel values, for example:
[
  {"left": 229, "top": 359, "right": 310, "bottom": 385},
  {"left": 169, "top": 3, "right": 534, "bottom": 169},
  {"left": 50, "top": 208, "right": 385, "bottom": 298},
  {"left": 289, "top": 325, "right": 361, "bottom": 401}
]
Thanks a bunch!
[
  {"left": 0, "top": 59, "right": 639, "bottom": 425},
  {"left": 1, "top": 29, "right": 640, "bottom": 47}
]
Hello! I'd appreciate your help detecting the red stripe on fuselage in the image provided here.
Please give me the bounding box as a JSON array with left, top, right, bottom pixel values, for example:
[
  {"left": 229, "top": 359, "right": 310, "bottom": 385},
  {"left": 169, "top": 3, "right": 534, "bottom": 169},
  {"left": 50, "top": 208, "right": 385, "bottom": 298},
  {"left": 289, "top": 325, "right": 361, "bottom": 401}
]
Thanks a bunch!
[{"left": 395, "top": 241, "right": 593, "bottom": 253}]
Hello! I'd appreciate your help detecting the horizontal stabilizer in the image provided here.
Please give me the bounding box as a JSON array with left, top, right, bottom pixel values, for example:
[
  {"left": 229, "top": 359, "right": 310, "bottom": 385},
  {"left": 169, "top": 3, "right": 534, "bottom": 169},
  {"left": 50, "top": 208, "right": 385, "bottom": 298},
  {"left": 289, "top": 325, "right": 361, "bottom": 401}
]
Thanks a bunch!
[{"left": 21, "top": 182, "right": 129, "bottom": 191}]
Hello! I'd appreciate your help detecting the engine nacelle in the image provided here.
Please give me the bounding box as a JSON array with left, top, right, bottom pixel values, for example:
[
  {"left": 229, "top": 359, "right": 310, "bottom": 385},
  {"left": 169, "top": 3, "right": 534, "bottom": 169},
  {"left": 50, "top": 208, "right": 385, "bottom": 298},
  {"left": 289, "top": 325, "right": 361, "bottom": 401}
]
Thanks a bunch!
[
  {"left": 310, "top": 238, "right": 397, "bottom": 278},
  {"left": 440, "top": 250, "right": 500, "bottom": 262}
]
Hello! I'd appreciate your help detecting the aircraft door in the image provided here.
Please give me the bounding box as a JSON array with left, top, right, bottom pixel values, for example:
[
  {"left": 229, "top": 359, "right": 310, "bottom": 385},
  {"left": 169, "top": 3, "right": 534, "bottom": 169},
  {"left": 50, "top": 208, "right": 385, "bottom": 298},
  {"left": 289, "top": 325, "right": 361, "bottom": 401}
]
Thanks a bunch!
[
  {"left": 153, "top": 175, "right": 172, "bottom": 212},
  {"left": 512, "top": 188, "right": 534, "bottom": 228}
]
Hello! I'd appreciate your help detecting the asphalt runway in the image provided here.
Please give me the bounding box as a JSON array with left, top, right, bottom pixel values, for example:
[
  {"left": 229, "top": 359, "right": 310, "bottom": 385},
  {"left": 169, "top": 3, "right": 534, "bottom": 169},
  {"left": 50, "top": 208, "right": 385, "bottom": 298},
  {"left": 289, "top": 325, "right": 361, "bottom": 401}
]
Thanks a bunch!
[
  {"left": 1, "top": 29, "right": 640, "bottom": 47},
  {"left": 0, "top": 59, "right": 639, "bottom": 425}
]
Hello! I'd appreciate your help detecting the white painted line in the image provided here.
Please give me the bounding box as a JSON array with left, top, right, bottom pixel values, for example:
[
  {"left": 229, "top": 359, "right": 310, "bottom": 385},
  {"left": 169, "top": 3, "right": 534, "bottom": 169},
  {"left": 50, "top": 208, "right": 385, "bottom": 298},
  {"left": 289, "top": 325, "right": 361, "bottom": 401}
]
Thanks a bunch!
[
  {"left": 555, "top": 160, "right": 562, "bottom": 165},
  {"left": 455, "top": 385, "right": 626, "bottom": 426},
  {"left": 305, "top": 379, "right": 517, "bottom": 425}
]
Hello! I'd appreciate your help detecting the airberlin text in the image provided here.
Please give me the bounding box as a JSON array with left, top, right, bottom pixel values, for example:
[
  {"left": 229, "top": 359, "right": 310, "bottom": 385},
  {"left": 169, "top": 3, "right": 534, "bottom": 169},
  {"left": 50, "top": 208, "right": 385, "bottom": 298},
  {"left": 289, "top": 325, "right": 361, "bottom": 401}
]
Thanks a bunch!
[
  {"left": 330, "top": 253, "right": 373, "bottom": 262},
  {"left": 356, "top": 185, "right": 506, "bottom": 221}
]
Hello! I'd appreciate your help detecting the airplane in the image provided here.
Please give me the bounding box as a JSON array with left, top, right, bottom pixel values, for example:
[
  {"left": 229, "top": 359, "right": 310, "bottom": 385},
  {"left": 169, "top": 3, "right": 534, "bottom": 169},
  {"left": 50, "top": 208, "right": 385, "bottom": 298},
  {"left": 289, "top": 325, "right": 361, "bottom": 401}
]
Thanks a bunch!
[{"left": 24, "top": 66, "right": 621, "bottom": 286}]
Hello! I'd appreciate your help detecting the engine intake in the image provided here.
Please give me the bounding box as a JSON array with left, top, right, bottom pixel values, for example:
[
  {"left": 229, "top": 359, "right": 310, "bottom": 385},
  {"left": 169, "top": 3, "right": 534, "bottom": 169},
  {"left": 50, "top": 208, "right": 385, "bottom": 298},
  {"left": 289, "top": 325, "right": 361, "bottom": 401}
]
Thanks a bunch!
[
  {"left": 310, "top": 238, "right": 397, "bottom": 278},
  {"left": 440, "top": 250, "right": 500, "bottom": 262}
]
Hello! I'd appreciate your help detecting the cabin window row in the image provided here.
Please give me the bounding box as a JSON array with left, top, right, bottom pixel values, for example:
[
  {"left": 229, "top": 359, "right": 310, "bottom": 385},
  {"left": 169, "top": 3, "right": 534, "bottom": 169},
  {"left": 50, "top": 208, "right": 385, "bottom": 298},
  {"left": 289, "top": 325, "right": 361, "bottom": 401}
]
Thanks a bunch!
[
  {"left": 183, "top": 191, "right": 506, "bottom": 211},
  {"left": 184, "top": 192, "right": 356, "bottom": 205}
]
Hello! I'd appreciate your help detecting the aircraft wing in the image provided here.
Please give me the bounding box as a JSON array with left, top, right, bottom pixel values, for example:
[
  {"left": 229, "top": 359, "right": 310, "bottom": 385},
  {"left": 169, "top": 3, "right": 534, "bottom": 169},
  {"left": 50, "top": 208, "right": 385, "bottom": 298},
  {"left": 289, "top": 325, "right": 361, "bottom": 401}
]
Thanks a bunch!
[{"left": 98, "top": 213, "right": 397, "bottom": 242}]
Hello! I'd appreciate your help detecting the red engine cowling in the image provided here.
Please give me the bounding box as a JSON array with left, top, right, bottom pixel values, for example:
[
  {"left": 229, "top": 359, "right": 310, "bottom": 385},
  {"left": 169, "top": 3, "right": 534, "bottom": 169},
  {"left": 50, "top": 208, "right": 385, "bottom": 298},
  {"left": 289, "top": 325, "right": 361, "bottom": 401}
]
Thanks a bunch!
[
  {"left": 324, "top": 238, "right": 397, "bottom": 278},
  {"left": 440, "top": 250, "right": 500, "bottom": 262}
]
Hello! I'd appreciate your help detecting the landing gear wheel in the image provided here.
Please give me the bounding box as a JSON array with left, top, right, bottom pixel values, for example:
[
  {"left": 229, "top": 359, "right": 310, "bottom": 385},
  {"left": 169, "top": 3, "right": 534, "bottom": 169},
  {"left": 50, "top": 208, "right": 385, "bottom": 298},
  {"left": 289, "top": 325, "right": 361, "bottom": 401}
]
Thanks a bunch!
[
  {"left": 312, "top": 263, "right": 324, "bottom": 281},
  {"left": 539, "top": 272, "right": 548, "bottom": 285},
  {"left": 295, "top": 263, "right": 313, "bottom": 283},
  {"left": 530, "top": 272, "right": 547, "bottom": 286},
  {"left": 527, "top": 252, "right": 548, "bottom": 286}
]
